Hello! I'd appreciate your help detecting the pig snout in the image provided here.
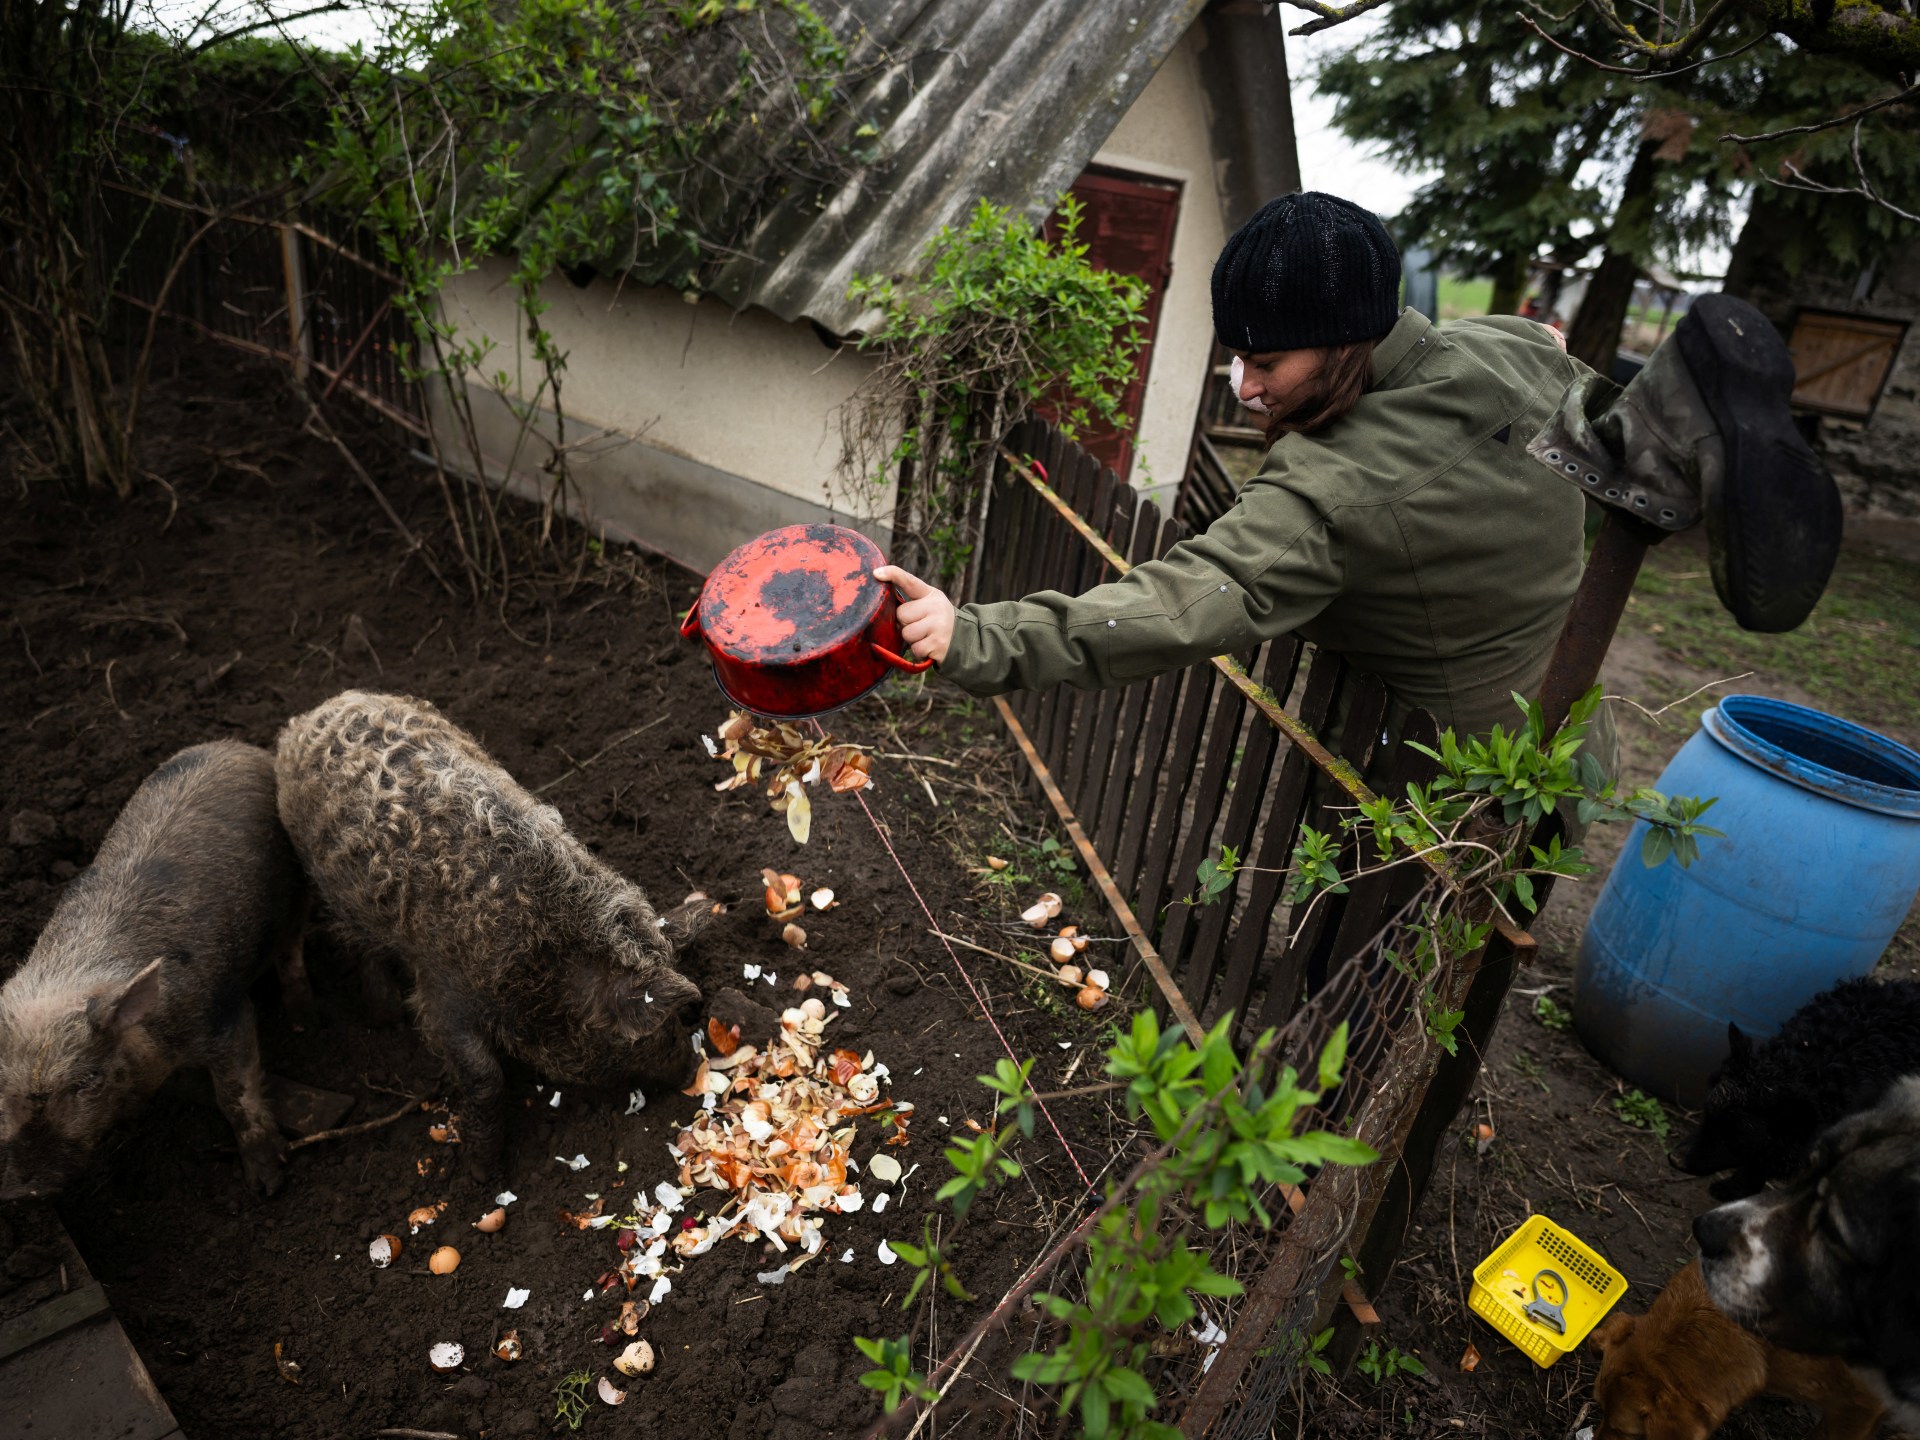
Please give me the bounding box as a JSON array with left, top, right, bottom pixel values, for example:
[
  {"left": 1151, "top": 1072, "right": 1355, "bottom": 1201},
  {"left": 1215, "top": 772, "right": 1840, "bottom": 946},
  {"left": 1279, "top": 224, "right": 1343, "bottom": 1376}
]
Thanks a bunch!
[{"left": 0, "top": 1131, "right": 92, "bottom": 1200}]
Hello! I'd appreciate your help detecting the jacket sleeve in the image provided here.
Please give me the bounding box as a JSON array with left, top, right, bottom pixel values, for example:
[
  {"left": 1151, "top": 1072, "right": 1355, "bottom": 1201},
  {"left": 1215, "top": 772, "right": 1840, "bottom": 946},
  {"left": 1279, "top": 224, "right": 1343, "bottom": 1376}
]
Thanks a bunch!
[{"left": 938, "top": 471, "right": 1344, "bottom": 695}]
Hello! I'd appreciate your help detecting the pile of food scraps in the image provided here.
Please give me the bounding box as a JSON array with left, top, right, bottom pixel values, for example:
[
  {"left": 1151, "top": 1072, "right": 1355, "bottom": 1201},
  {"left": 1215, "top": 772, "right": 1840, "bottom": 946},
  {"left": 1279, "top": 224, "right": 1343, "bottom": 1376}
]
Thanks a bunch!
[{"left": 548, "top": 970, "right": 912, "bottom": 1404}]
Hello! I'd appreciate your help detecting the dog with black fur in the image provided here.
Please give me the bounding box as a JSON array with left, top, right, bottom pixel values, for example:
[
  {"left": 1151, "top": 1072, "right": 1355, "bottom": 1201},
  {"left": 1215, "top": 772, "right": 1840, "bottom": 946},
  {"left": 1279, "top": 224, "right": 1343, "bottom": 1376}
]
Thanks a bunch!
[
  {"left": 1695, "top": 1075, "right": 1920, "bottom": 1434},
  {"left": 1677, "top": 977, "right": 1920, "bottom": 1201}
]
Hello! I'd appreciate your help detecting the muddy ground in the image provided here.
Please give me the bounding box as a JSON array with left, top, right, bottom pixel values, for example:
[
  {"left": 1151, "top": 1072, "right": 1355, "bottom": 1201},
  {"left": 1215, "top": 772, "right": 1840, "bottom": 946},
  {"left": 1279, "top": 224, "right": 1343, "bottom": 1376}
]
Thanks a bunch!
[
  {"left": 4, "top": 337, "right": 1918, "bottom": 1440},
  {"left": 0, "top": 343, "right": 1115, "bottom": 1439}
]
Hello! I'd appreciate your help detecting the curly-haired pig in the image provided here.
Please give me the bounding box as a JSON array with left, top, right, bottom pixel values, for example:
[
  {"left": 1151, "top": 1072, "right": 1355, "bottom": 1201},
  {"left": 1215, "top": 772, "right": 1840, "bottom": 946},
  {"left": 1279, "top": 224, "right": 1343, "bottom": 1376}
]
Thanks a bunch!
[
  {"left": 274, "top": 691, "right": 710, "bottom": 1177},
  {"left": 0, "top": 741, "right": 307, "bottom": 1200}
]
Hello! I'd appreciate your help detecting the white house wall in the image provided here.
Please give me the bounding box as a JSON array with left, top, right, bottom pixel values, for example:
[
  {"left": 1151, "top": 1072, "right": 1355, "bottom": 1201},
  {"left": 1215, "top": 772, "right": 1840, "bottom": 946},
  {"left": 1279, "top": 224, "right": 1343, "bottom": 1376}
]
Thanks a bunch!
[
  {"left": 434, "top": 261, "right": 887, "bottom": 574},
  {"left": 1092, "top": 27, "right": 1229, "bottom": 510}
]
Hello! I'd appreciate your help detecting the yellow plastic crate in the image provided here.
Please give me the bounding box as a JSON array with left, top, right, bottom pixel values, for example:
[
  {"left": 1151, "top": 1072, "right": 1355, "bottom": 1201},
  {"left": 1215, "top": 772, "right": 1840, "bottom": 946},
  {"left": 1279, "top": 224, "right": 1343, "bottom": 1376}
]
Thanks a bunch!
[{"left": 1469, "top": 1215, "right": 1627, "bottom": 1368}]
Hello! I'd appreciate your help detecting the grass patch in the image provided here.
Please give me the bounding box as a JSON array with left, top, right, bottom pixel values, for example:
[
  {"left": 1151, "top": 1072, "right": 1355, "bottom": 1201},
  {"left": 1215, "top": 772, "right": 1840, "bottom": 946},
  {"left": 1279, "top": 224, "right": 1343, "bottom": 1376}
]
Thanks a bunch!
[
  {"left": 1437, "top": 273, "right": 1493, "bottom": 320},
  {"left": 1623, "top": 535, "right": 1920, "bottom": 740}
]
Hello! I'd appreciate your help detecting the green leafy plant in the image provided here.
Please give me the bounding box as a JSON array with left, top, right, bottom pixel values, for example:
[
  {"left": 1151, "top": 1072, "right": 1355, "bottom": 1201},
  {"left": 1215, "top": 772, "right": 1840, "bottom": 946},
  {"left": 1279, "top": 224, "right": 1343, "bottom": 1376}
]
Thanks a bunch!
[
  {"left": 1185, "top": 687, "right": 1718, "bottom": 1059},
  {"left": 1356, "top": 1340, "right": 1428, "bottom": 1384},
  {"left": 842, "top": 198, "right": 1147, "bottom": 587},
  {"left": 553, "top": 1369, "right": 592, "bottom": 1430},
  {"left": 1613, "top": 1089, "right": 1671, "bottom": 1141},
  {"left": 855, "top": 1335, "right": 941, "bottom": 1411},
  {"left": 1298, "top": 1326, "right": 1338, "bottom": 1378},
  {"left": 1533, "top": 994, "right": 1573, "bottom": 1032},
  {"left": 856, "top": 1013, "right": 1376, "bottom": 1439}
]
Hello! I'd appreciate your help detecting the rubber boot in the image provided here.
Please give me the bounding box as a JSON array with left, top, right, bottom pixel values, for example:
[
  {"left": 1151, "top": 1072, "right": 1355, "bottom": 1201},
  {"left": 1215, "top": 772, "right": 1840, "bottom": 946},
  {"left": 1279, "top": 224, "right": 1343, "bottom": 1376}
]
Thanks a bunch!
[{"left": 1529, "top": 295, "right": 1841, "bottom": 633}]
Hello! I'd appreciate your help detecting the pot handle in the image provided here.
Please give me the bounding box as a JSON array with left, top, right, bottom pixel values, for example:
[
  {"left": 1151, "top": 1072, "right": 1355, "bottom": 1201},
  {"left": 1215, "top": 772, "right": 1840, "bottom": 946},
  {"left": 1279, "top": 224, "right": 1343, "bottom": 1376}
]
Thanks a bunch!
[
  {"left": 679, "top": 604, "right": 703, "bottom": 640},
  {"left": 872, "top": 642, "right": 933, "bottom": 674}
]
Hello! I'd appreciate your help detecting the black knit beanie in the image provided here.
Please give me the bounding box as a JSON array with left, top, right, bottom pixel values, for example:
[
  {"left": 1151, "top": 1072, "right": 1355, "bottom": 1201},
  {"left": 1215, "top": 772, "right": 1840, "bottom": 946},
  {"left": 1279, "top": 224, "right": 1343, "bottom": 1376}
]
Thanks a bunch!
[{"left": 1211, "top": 192, "right": 1402, "bottom": 352}]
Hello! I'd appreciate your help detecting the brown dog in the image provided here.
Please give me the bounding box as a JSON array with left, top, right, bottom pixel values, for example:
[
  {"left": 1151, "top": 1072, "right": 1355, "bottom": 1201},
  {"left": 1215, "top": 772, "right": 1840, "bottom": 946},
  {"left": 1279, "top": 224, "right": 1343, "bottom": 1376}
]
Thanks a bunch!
[{"left": 1590, "top": 1260, "right": 1884, "bottom": 1440}]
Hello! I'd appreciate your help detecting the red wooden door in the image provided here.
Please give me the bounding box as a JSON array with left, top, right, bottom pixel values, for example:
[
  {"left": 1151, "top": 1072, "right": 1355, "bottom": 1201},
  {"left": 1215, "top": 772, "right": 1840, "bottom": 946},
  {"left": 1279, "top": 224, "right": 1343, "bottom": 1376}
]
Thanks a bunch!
[{"left": 1041, "top": 168, "right": 1182, "bottom": 481}]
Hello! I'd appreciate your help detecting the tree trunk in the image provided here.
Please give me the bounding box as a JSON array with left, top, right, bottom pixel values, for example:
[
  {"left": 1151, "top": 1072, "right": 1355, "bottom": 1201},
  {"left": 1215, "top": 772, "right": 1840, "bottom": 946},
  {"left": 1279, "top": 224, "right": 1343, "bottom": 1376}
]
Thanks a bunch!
[
  {"left": 1566, "top": 137, "right": 1661, "bottom": 374},
  {"left": 1487, "top": 250, "right": 1532, "bottom": 316}
]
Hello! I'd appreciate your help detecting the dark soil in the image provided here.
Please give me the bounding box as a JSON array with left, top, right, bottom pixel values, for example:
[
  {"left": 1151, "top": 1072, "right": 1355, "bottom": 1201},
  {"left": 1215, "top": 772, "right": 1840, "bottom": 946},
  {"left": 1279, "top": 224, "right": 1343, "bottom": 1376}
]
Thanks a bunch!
[{"left": 0, "top": 343, "right": 1109, "bottom": 1440}]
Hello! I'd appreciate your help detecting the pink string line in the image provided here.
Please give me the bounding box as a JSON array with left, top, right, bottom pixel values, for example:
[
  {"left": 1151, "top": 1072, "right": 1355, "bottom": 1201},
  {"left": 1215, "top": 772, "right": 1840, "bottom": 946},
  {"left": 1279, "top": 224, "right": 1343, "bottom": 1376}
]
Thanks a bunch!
[{"left": 821, "top": 722, "right": 1095, "bottom": 1194}]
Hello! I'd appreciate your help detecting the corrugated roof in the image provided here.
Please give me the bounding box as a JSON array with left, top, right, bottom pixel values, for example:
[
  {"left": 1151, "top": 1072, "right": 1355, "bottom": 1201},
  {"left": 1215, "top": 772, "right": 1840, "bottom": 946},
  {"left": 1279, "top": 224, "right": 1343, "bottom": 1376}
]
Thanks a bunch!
[{"left": 689, "top": 0, "right": 1210, "bottom": 333}]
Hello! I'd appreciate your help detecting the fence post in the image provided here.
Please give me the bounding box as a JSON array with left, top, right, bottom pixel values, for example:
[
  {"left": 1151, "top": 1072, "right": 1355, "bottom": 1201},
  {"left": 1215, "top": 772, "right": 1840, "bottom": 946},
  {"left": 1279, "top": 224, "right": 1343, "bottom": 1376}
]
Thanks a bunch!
[{"left": 280, "top": 224, "right": 310, "bottom": 382}]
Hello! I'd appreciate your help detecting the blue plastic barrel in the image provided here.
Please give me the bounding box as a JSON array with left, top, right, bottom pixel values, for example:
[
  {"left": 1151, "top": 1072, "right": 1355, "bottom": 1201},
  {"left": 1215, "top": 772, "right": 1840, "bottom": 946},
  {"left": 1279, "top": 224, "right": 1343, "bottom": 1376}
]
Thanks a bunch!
[{"left": 1573, "top": 696, "right": 1920, "bottom": 1106}]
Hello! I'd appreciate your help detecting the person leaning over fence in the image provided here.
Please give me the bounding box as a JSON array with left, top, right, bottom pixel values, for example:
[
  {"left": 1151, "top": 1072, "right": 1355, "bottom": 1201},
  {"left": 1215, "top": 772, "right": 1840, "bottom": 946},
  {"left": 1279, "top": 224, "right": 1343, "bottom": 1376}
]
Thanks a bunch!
[
  {"left": 877, "top": 190, "right": 1828, "bottom": 783},
  {"left": 878, "top": 191, "right": 1621, "bottom": 772}
]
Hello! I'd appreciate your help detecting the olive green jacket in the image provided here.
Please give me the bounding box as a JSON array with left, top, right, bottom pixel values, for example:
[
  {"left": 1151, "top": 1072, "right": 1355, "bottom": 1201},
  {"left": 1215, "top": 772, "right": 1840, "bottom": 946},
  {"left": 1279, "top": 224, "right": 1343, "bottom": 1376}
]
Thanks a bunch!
[{"left": 942, "top": 308, "right": 1608, "bottom": 761}]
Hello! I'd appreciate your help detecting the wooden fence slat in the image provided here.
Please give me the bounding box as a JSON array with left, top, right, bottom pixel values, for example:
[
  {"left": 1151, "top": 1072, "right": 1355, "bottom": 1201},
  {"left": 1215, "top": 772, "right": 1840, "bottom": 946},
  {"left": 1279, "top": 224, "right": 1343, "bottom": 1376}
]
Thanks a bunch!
[
  {"left": 1058, "top": 464, "right": 1119, "bottom": 805},
  {"left": 1256, "top": 669, "right": 1391, "bottom": 1032},
  {"left": 1070, "top": 482, "right": 1139, "bottom": 825},
  {"left": 1322, "top": 710, "right": 1442, "bottom": 967},
  {"left": 1092, "top": 499, "right": 1165, "bottom": 863},
  {"left": 1036, "top": 451, "right": 1102, "bottom": 774},
  {"left": 1153, "top": 667, "right": 1253, "bottom": 992},
  {"left": 1110, "top": 515, "right": 1193, "bottom": 898},
  {"left": 1178, "top": 637, "right": 1300, "bottom": 1017},
  {"left": 1133, "top": 647, "right": 1220, "bottom": 938},
  {"left": 1228, "top": 650, "right": 1348, "bottom": 1033},
  {"left": 1011, "top": 427, "right": 1070, "bottom": 767}
]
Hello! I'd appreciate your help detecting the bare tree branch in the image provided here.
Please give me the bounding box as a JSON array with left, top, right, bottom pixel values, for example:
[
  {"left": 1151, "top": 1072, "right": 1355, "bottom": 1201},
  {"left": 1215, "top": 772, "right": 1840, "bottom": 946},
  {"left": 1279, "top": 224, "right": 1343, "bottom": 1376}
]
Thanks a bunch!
[
  {"left": 1273, "top": 0, "right": 1400, "bottom": 37},
  {"left": 1766, "top": 117, "right": 1920, "bottom": 223},
  {"left": 1724, "top": 79, "right": 1920, "bottom": 142},
  {"left": 190, "top": 2, "right": 351, "bottom": 54}
]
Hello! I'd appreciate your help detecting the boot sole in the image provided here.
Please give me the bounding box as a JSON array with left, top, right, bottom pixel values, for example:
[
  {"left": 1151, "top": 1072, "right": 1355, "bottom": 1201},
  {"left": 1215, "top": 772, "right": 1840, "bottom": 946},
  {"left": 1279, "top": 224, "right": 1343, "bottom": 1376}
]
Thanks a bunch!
[{"left": 1675, "top": 294, "right": 1842, "bottom": 633}]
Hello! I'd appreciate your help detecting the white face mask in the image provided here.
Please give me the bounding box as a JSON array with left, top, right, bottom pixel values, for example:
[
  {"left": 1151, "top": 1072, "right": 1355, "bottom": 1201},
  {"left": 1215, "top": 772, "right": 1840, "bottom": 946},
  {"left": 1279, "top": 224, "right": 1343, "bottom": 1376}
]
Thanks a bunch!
[{"left": 1230, "top": 355, "right": 1273, "bottom": 415}]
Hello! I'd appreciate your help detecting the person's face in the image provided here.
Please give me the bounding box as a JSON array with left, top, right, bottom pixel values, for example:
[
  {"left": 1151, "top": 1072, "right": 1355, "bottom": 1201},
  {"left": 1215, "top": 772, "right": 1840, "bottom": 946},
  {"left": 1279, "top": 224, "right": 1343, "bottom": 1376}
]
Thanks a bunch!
[{"left": 1232, "top": 347, "right": 1330, "bottom": 415}]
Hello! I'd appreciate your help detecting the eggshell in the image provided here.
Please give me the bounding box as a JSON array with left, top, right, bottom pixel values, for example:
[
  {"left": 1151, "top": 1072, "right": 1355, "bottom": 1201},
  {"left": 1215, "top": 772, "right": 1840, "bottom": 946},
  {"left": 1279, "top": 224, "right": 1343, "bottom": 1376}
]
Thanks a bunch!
[
  {"left": 428, "top": 1341, "right": 464, "bottom": 1371},
  {"left": 1076, "top": 986, "right": 1109, "bottom": 1011},
  {"left": 614, "top": 1340, "right": 656, "bottom": 1377},
  {"left": 369, "top": 1234, "right": 402, "bottom": 1268},
  {"left": 429, "top": 1246, "right": 461, "bottom": 1275},
  {"left": 474, "top": 1208, "right": 507, "bottom": 1233}
]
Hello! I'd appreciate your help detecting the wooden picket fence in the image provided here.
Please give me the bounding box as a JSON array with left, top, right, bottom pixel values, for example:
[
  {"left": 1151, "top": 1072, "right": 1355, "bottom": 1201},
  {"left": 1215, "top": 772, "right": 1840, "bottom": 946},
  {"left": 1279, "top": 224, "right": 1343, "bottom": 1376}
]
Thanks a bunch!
[{"left": 976, "top": 416, "right": 1540, "bottom": 1435}]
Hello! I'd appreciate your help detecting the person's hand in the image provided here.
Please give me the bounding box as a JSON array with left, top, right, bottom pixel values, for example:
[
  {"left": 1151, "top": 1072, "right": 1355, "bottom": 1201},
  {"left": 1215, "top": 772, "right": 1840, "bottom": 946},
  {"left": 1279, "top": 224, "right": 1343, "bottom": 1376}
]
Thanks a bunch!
[{"left": 874, "top": 565, "right": 955, "bottom": 665}]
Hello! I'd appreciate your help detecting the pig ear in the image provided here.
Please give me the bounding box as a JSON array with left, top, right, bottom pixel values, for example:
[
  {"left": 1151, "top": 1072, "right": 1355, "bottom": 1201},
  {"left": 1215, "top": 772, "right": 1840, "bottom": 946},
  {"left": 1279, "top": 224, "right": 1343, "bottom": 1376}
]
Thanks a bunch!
[
  {"left": 656, "top": 893, "right": 721, "bottom": 950},
  {"left": 86, "top": 958, "right": 165, "bottom": 1035},
  {"left": 605, "top": 970, "right": 700, "bottom": 1042}
]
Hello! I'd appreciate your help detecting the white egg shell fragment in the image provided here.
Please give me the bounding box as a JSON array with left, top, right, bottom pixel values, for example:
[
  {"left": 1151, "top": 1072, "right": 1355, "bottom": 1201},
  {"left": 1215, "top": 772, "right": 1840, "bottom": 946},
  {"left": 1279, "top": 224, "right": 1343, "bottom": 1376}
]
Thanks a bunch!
[
  {"left": 614, "top": 1340, "right": 656, "bottom": 1377},
  {"left": 429, "top": 1341, "right": 464, "bottom": 1372}
]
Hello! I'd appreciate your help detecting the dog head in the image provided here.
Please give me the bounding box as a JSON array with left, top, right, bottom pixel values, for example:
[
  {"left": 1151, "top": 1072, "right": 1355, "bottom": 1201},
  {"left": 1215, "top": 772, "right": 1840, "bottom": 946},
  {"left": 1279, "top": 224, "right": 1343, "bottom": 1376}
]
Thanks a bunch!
[
  {"left": 1675, "top": 1024, "right": 1820, "bottom": 1199},
  {"left": 1695, "top": 1077, "right": 1920, "bottom": 1411},
  {"left": 1588, "top": 1264, "right": 1764, "bottom": 1440}
]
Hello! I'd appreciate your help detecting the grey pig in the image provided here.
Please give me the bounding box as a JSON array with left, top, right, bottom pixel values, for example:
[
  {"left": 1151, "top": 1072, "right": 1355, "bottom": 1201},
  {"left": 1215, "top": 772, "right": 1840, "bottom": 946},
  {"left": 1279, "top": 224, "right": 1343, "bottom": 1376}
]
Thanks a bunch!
[
  {"left": 0, "top": 741, "right": 307, "bottom": 1200},
  {"left": 274, "top": 691, "right": 709, "bottom": 1178}
]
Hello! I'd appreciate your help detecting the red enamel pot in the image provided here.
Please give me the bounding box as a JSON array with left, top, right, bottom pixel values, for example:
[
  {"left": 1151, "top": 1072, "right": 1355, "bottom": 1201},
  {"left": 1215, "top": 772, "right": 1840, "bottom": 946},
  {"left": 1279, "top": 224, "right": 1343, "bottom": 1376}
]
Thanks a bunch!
[{"left": 679, "top": 524, "right": 932, "bottom": 720}]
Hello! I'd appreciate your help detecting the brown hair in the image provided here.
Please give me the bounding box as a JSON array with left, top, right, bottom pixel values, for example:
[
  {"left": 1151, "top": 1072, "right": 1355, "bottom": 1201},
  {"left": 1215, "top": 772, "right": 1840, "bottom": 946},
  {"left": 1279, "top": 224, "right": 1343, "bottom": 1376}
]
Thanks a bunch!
[{"left": 1259, "top": 340, "right": 1378, "bottom": 442}]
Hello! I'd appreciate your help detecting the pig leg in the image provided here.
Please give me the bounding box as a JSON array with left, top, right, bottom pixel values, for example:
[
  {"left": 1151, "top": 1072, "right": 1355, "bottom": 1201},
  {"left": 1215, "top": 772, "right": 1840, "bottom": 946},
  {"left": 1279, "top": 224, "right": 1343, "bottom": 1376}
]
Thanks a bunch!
[
  {"left": 413, "top": 984, "right": 508, "bottom": 1180},
  {"left": 205, "top": 999, "right": 286, "bottom": 1196},
  {"left": 358, "top": 945, "right": 410, "bottom": 1029}
]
